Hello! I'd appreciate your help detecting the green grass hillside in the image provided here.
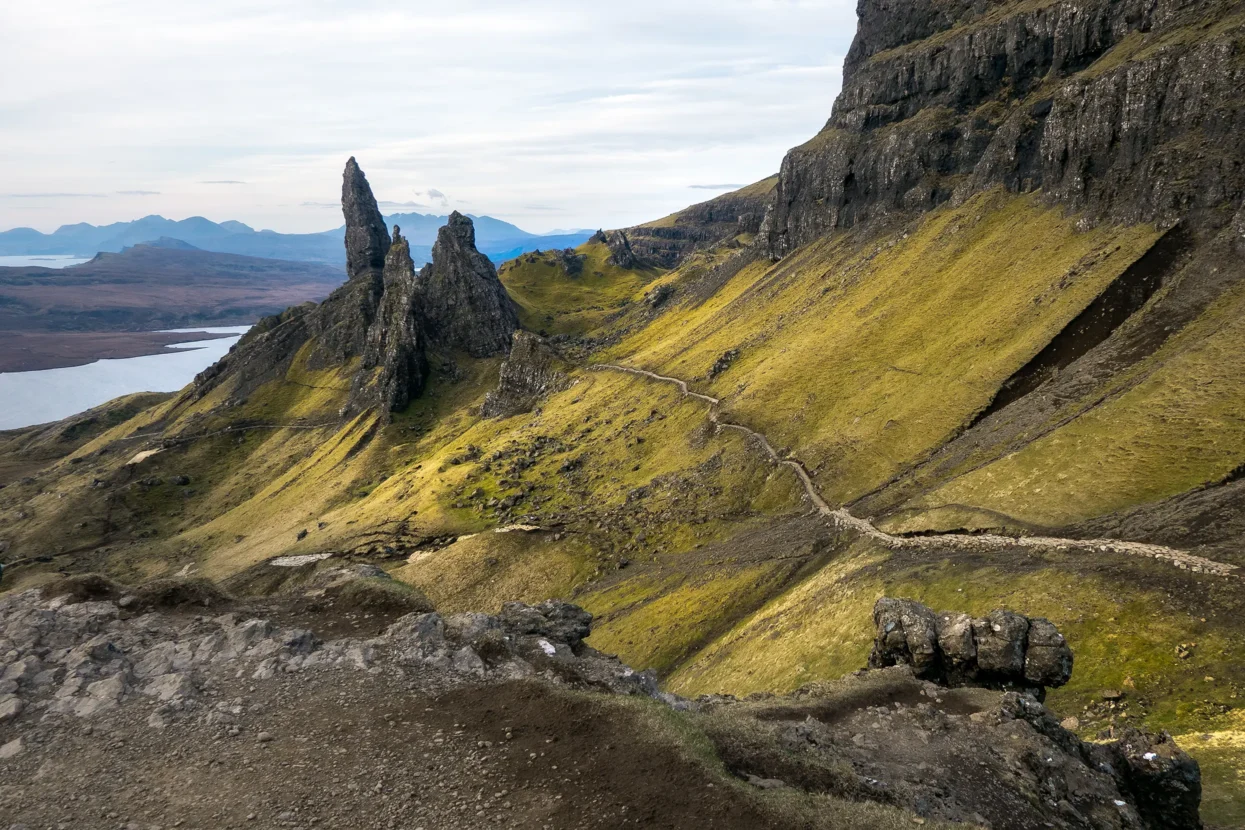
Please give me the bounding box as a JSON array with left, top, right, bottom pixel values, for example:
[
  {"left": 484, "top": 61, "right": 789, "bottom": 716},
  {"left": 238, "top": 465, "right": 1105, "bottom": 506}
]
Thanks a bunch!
[
  {"left": 2, "top": 184, "right": 1243, "bottom": 821},
  {"left": 499, "top": 241, "right": 660, "bottom": 337}
]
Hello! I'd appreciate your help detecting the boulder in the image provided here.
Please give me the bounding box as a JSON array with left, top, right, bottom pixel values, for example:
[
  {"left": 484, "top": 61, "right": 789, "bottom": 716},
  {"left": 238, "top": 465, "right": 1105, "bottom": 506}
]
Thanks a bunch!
[
  {"left": 1023, "top": 617, "right": 1074, "bottom": 687},
  {"left": 498, "top": 600, "right": 593, "bottom": 653},
  {"left": 869, "top": 598, "right": 1073, "bottom": 697},
  {"left": 935, "top": 611, "right": 976, "bottom": 683},
  {"left": 868, "top": 597, "right": 940, "bottom": 679},
  {"left": 973, "top": 610, "right": 1029, "bottom": 677}
]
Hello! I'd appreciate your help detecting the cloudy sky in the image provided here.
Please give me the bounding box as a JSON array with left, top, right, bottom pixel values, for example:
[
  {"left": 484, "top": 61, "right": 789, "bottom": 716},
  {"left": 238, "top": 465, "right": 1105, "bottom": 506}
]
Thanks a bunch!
[{"left": 1, "top": 1, "right": 856, "bottom": 234}]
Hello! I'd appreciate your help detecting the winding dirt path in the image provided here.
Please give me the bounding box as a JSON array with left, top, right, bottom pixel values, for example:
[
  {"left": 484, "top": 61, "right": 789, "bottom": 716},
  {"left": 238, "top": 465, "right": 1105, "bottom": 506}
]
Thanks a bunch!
[{"left": 594, "top": 364, "right": 1240, "bottom": 578}]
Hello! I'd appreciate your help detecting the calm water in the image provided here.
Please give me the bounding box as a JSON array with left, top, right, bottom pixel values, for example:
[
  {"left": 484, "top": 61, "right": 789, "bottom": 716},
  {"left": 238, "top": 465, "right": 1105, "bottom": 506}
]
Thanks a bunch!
[
  {"left": 0, "top": 255, "right": 90, "bottom": 268},
  {"left": 0, "top": 326, "right": 251, "bottom": 430}
]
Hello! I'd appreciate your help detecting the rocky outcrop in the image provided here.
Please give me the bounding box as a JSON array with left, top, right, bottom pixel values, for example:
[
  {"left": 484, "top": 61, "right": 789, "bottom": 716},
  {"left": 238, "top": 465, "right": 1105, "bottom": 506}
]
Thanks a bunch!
[
  {"left": 761, "top": 0, "right": 1245, "bottom": 257},
  {"left": 193, "top": 159, "right": 393, "bottom": 400},
  {"left": 869, "top": 597, "right": 1073, "bottom": 698},
  {"left": 0, "top": 581, "right": 1200, "bottom": 829},
  {"left": 303, "top": 157, "right": 393, "bottom": 368},
  {"left": 349, "top": 227, "right": 428, "bottom": 412},
  {"left": 605, "top": 230, "right": 638, "bottom": 269},
  {"left": 625, "top": 177, "right": 778, "bottom": 267},
  {"left": 193, "top": 164, "right": 524, "bottom": 415},
  {"left": 414, "top": 212, "right": 519, "bottom": 357},
  {"left": 0, "top": 584, "right": 669, "bottom": 731},
  {"left": 481, "top": 331, "right": 570, "bottom": 418},
  {"left": 341, "top": 157, "right": 390, "bottom": 299}
]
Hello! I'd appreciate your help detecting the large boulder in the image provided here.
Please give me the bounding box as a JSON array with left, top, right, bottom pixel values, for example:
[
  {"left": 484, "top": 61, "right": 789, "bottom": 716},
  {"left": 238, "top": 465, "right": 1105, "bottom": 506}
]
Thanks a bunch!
[
  {"left": 868, "top": 597, "right": 940, "bottom": 679},
  {"left": 498, "top": 600, "right": 593, "bottom": 653},
  {"left": 1023, "top": 617, "right": 1074, "bottom": 687},
  {"left": 972, "top": 610, "right": 1030, "bottom": 677},
  {"left": 869, "top": 598, "right": 1073, "bottom": 697}
]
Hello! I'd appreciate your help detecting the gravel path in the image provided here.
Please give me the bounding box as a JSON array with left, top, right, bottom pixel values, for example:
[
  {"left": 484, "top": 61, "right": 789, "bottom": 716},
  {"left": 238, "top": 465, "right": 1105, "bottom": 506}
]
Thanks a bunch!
[{"left": 594, "top": 363, "right": 1240, "bottom": 578}]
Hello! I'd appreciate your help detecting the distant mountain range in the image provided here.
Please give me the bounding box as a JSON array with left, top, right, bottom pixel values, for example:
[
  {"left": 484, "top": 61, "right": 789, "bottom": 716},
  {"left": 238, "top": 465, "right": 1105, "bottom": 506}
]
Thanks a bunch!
[{"left": 0, "top": 213, "right": 595, "bottom": 267}]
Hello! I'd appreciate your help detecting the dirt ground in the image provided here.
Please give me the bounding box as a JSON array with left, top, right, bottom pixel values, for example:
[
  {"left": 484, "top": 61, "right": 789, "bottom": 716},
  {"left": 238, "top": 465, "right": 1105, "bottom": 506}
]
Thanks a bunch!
[{"left": 0, "top": 668, "right": 799, "bottom": 830}]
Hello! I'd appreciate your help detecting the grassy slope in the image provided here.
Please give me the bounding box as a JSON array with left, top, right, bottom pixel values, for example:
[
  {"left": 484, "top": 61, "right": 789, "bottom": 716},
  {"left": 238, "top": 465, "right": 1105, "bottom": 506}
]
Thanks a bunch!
[
  {"left": 3, "top": 187, "right": 1243, "bottom": 818},
  {"left": 499, "top": 241, "right": 659, "bottom": 337},
  {"left": 609, "top": 190, "right": 1161, "bottom": 504},
  {"left": 907, "top": 276, "right": 1245, "bottom": 526}
]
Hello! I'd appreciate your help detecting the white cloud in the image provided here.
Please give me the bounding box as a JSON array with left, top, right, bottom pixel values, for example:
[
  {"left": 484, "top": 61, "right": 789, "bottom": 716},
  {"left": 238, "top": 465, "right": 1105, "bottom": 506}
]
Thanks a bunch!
[{"left": 0, "top": 1, "right": 857, "bottom": 233}]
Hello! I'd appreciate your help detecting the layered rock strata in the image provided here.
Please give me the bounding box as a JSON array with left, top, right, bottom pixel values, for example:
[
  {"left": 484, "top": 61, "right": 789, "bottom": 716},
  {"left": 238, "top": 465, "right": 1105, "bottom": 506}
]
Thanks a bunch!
[{"left": 761, "top": 0, "right": 1245, "bottom": 257}]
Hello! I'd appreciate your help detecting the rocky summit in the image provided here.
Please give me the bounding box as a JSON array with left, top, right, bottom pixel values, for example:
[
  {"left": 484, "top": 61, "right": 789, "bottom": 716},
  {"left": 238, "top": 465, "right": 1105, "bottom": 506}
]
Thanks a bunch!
[
  {"left": 0, "top": 578, "right": 1204, "bottom": 830},
  {"left": 3, "top": 0, "right": 1245, "bottom": 826},
  {"left": 196, "top": 161, "right": 513, "bottom": 416},
  {"left": 414, "top": 211, "right": 519, "bottom": 358}
]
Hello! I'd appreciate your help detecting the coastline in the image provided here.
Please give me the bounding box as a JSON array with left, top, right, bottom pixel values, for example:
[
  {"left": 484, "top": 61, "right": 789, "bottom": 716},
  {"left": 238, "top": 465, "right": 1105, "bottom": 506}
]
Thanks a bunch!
[{"left": 0, "top": 329, "right": 239, "bottom": 373}]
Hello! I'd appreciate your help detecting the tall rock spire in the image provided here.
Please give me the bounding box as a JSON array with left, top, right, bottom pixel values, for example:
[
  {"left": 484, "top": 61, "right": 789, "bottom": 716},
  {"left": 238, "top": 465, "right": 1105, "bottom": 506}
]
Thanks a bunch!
[
  {"left": 349, "top": 226, "right": 428, "bottom": 412},
  {"left": 342, "top": 157, "right": 391, "bottom": 303},
  {"left": 415, "top": 212, "right": 519, "bottom": 357}
]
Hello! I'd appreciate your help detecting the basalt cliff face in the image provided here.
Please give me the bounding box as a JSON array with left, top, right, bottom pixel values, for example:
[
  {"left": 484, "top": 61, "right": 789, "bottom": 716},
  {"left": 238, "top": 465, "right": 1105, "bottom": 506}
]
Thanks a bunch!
[
  {"left": 761, "top": 0, "right": 1245, "bottom": 257},
  {"left": 196, "top": 161, "right": 516, "bottom": 414}
]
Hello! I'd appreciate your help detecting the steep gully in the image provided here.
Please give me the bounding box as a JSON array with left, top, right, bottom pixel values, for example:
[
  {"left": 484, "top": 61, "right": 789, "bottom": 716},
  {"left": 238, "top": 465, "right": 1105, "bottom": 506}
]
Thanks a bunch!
[{"left": 592, "top": 365, "right": 1240, "bottom": 578}]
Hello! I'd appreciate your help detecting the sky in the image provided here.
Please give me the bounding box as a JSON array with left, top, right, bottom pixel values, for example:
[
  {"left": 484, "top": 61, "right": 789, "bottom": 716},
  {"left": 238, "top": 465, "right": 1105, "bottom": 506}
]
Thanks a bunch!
[{"left": 0, "top": 1, "right": 857, "bottom": 235}]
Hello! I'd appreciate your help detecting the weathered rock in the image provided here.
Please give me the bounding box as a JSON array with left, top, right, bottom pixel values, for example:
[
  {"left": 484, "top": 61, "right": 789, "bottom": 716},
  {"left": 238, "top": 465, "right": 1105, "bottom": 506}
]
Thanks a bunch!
[
  {"left": 0, "top": 694, "right": 22, "bottom": 723},
  {"left": 868, "top": 597, "right": 940, "bottom": 678},
  {"left": 973, "top": 610, "right": 1030, "bottom": 678},
  {"left": 349, "top": 226, "right": 428, "bottom": 412},
  {"left": 498, "top": 600, "right": 593, "bottom": 653},
  {"left": 341, "top": 156, "right": 391, "bottom": 301},
  {"left": 606, "top": 230, "right": 638, "bottom": 269},
  {"left": 622, "top": 179, "right": 778, "bottom": 267},
  {"left": 415, "top": 212, "right": 519, "bottom": 357},
  {"left": 1024, "top": 617, "right": 1074, "bottom": 687},
  {"left": 1102, "top": 728, "right": 1203, "bottom": 830},
  {"left": 870, "top": 598, "right": 1072, "bottom": 697},
  {"left": 481, "top": 331, "right": 570, "bottom": 418},
  {"left": 192, "top": 158, "right": 392, "bottom": 399},
  {"left": 934, "top": 611, "right": 976, "bottom": 683},
  {"left": 761, "top": 0, "right": 1245, "bottom": 258}
]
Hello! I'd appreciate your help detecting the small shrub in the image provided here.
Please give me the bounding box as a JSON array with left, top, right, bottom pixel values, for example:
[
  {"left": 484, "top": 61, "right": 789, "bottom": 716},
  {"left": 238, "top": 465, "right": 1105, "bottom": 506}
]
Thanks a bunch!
[
  {"left": 334, "top": 577, "right": 434, "bottom": 615},
  {"left": 41, "top": 573, "right": 125, "bottom": 604},
  {"left": 132, "top": 576, "right": 231, "bottom": 611}
]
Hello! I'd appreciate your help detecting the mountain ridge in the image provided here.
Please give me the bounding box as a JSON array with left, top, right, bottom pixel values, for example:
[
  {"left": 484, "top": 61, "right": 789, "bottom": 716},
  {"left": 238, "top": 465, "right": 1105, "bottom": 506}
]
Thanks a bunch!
[{"left": 0, "top": 211, "right": 595, "bottom": 266}]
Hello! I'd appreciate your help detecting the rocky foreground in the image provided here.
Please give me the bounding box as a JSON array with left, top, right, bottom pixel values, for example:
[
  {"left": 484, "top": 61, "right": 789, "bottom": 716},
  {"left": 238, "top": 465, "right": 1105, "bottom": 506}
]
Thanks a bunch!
[{"left": 0, "top": 573, "right": 1206, "bottom": 830}]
